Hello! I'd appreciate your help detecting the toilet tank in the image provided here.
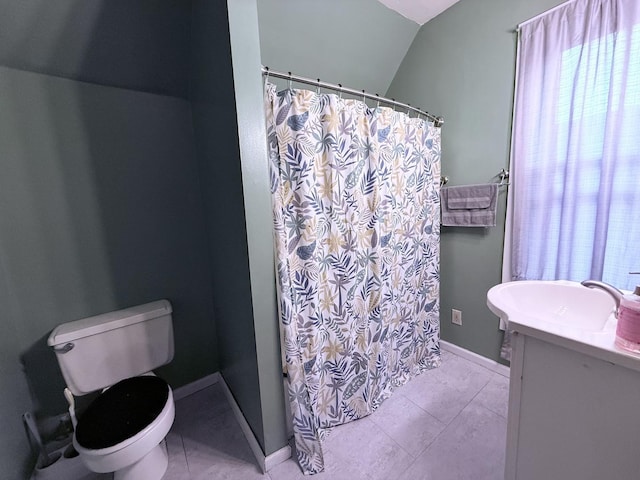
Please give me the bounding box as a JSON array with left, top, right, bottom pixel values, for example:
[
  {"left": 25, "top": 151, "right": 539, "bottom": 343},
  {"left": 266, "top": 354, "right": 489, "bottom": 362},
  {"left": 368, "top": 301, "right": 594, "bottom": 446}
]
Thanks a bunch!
[{"left": 48, "top": 300, "right": 174, "bottom": 396}]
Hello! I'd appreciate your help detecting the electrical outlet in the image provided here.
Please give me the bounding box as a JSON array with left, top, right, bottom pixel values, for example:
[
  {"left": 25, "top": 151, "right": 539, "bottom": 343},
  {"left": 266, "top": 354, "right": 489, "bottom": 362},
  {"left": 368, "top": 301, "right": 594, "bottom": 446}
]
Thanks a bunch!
[{"left": 452, "top": 308, "right": 462, "bottom": 326}]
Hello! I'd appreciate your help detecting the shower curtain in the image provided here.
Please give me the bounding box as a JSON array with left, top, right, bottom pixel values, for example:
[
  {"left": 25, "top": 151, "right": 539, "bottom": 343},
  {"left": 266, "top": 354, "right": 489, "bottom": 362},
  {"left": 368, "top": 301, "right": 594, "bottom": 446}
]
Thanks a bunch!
[{"left": 265, "top": 83, "right": 441, "bottom": 474}]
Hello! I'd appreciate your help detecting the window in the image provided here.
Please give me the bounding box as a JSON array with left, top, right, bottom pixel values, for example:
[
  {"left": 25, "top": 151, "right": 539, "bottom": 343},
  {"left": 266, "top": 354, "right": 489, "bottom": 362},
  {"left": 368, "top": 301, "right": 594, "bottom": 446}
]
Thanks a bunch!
[{"left": 509, "top": 0, "right": 640, "bottom": 290}]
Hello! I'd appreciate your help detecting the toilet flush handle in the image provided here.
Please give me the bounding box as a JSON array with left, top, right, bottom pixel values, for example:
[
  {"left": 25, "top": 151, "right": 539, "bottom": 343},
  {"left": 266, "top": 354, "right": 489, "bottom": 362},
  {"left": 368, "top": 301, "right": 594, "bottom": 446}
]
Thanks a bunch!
[{"left": 53, "top": 342, "right": 75, "bottom": 354}]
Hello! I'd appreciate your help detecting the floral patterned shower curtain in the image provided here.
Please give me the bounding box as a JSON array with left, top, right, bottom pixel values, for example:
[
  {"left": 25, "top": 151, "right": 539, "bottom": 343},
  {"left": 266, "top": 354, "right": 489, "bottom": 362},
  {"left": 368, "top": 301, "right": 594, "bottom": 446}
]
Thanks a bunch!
[{"left": 265, "top": 83, "right": 441, "bottom": 475}]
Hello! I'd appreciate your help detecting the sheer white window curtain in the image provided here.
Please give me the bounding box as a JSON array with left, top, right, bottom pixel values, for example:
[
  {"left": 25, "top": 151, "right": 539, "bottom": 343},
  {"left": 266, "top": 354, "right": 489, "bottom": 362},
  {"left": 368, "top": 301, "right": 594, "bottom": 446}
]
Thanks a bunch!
[{"left": 507, "top": 0, "right": 640, "bottom": 290}]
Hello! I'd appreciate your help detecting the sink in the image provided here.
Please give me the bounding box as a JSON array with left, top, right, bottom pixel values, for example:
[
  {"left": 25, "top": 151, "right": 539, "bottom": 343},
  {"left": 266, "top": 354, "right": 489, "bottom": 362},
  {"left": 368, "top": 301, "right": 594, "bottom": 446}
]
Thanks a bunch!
[
  {"left": 488, "top": 279, "right": 640, "bottom": 372},
  {"left": 487, "top": 280, "right": 616, "bottom": 333}
]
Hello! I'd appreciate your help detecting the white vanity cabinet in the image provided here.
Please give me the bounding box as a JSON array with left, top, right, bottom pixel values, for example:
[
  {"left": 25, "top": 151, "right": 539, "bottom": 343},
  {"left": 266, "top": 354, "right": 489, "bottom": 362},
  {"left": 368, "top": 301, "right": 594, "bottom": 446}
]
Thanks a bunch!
[{"left": 506, "top": 331, "right": 640, "bottom": 480}]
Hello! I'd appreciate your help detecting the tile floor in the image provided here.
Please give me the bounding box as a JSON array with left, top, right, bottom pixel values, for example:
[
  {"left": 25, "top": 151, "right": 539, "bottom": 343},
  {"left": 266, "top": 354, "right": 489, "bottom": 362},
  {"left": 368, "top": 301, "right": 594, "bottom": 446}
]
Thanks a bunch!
[{"left": 165, "top": 349, "right": 509, "bottom": 480}]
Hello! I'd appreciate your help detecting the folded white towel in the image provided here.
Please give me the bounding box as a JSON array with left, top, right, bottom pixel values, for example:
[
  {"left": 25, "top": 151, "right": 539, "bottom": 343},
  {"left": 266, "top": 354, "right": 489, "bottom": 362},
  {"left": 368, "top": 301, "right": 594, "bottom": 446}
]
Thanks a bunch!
[{"left": 441, "top": 183, "right": 498, "bottom": 227}]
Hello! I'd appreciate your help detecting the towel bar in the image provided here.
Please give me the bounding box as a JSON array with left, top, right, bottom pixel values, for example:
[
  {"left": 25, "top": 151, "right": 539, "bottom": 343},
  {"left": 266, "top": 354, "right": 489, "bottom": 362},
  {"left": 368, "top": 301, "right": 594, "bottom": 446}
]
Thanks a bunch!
[
  {"left": 498, "top": 169, "right": 510, "bottom": 186},
  {"left": 440, "top": 169, "right": 510, "bottom": 188}
]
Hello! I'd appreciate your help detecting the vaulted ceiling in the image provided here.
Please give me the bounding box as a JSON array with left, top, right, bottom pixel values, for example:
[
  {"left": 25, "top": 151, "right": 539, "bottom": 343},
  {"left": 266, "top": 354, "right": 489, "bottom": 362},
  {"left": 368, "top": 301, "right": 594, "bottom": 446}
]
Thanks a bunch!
[{"left": 377, "top": 0, "right": 461, "bottom": 24}]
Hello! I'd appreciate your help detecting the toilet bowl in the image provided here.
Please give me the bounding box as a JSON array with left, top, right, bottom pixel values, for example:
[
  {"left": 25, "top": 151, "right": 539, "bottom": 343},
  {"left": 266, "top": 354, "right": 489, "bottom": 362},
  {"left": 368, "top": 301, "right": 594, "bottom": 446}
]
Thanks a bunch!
[
  {"left": 48, "top": 300, "right": 175, "bottom": 480},
  {"left": 74, "top": 376, "right": 175, "bottom": 479}
]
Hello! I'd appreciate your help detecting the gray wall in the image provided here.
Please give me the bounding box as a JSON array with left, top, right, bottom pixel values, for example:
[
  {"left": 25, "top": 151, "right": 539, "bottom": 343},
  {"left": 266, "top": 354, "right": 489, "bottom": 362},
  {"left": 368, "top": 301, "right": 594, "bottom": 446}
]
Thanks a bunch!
[
  {"left": 387, "top": 0, "right": 566, "bottom": 363},
  {"left": 190, "top": 0, "right": 267, "bottom": 453},
  {"left": 227, "top": 0, "right": 288, "bottom": 456},
  {"left": 190, "top": 0, "right": 287, "bottom": 457},
  {"left": 0, "top": 66, "right": 217, "bottom": 478},
  {"left": 257, "top": 0, "right": 419, "bottom": 95},
  {"left": 1, "top": 1, "right": 289, "bottom": 475},
  {"left": 0, "top": 0, "right": 191, "bottom": 98},
  {"left": 0, "top": 1, "right": 221, "bottom": 476}
]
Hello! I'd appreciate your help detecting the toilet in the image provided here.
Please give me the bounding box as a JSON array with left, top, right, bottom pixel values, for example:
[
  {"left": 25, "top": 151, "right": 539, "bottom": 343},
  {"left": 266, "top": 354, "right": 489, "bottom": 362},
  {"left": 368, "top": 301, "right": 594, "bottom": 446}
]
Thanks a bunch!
[{"left": 47, "top": 300, "right": 175, "bottom": 480}]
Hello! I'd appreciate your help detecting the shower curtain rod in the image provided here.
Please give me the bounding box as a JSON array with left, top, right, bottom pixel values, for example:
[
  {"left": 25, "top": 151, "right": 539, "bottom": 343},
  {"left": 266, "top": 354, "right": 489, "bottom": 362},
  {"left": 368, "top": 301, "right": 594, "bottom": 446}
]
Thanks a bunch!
[{"left": 262, "top": 66, "right": 444, "bottom": 127}]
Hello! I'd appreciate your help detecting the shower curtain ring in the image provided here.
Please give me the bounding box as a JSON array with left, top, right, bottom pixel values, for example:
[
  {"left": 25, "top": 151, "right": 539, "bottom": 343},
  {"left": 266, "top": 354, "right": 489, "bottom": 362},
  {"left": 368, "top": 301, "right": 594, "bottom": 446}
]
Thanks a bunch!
[
  {"left": 339, "top": 84, "right": 343, "bottom": 99},
  {"left": 317, "top": 79, "right": 321, "bottom": 95},
  {"left": 375, "top": 94, "right": 380, "bottom": 108},
  {"left": 392, "top": 99, "right": 396, "bottom": 112},
  {"left": 288, "top": 72, "right": 293, "bottom": 90},
  {"left": 264, "top": 66, "right": 270, "bottom": 84},
  {"left": 362, "top": 90, "right": 366, "bottom": 104},
  {"left": 407, "top": 104, "right": 411, "bottom": 115}
]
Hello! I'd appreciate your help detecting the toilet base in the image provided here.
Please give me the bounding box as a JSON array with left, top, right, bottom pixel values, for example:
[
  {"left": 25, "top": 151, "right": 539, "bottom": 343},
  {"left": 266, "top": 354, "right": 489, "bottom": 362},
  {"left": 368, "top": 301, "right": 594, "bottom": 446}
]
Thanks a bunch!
[{"left": 114, "top": 440, "right": 168, "bottom": 480}]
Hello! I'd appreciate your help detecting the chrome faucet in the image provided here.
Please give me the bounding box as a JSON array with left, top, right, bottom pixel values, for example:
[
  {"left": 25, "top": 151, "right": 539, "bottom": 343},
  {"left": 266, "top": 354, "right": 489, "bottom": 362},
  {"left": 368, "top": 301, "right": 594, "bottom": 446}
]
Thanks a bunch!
[{"left": 580, "top": 280, "right": 624, "bottom": 316}]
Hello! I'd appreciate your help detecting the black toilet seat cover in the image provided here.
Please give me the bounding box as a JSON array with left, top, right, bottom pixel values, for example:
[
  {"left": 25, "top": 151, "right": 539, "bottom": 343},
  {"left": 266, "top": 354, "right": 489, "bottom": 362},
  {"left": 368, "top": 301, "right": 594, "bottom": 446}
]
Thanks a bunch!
[{"left": 75, "top": 376, "right": 169, "bottom": 450}]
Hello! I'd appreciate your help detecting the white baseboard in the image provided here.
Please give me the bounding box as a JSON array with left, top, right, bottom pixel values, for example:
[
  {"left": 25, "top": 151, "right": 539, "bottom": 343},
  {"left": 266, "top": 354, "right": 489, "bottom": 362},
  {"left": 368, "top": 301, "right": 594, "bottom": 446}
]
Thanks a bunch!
[
  {"left": 440, "top": 340, "right": 510, "bottom": 378},
  {"left": 172, "top": 372, "right": 220, "bottom": 401},
  {"left": 218, "top": 376, "right": 291, "bottom": 473},
  {"left": 264, "top": 442, "right": 293, "bottom": 472}
]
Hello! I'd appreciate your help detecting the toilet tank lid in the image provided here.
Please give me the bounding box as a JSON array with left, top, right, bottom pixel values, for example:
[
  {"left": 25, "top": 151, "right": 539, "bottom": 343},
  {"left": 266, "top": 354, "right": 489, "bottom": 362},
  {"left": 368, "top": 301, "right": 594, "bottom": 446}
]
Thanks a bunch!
[{"left": 48, "top": 300, "right": 172, "bottom": 347}]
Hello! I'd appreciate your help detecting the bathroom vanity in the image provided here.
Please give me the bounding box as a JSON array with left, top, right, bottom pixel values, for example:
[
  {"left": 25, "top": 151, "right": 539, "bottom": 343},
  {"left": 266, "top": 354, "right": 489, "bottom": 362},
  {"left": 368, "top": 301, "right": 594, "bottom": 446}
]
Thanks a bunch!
[{"left": 488, "top": 281, "right": 640, "bottom": 480}]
